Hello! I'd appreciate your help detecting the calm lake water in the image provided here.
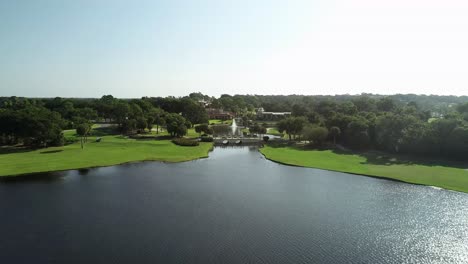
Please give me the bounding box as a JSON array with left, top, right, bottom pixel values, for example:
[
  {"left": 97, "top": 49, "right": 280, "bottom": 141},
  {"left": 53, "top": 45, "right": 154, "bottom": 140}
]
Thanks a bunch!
[{"left": 1, "top": 147, "right": 467, "bottom": 264}]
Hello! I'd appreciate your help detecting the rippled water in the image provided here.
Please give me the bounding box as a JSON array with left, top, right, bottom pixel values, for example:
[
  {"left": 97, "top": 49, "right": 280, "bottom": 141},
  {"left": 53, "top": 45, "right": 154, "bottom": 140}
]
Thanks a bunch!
[{"left": 1, "top": 147, "right": 467, "bottom": 264}]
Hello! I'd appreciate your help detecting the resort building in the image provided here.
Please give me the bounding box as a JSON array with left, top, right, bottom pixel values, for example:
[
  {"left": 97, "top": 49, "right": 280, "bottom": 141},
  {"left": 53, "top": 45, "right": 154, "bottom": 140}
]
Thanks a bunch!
[
  {"left": 206, "top": 108, "right": 234, "bottom": 120},
  {"left": 255, "top": 107, "right": 291, "bottom": 120}
]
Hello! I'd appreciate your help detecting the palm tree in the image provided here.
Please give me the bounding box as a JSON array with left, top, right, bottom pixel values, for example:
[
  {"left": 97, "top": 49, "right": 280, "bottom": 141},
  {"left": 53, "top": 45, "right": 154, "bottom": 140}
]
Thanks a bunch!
[{"left": 329, "top": 126, "right": 341, "bottom": 145}]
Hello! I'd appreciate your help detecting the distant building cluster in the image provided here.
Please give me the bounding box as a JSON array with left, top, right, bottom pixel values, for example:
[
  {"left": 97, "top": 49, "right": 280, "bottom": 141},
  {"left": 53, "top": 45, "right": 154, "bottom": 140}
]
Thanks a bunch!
[
  {"left": 255, "top": 108, "right": 291, "bottom": 120},
  {"left": 197, "top": 100, "right": 210, "bottom": 108},
  {"left": 200, "top": 99, "right": 291, "bottom": 121},
  {"left": 197, "top": 99, "right": 235, "bottom": 120},
  {"left": 206, "top": 108, "right": 234, "bottom": 120}
]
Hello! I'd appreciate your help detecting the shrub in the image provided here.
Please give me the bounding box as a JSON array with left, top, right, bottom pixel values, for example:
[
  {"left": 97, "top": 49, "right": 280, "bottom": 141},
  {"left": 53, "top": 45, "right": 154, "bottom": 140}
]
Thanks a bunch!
[
  {"left": 263, "top": 136, "right": 270, "bottom": 142},
  {"left": 200, "top": 136, "right": 214, "bottom": 142},
  {"left": 172, "top": 138, "right": 199, "bottom": 146},
  {"left": 51, "top": 134, "right": 65, "bottom": 146},
  {"left": 64, "top": 136, "right": 78, "bottom": 145}
]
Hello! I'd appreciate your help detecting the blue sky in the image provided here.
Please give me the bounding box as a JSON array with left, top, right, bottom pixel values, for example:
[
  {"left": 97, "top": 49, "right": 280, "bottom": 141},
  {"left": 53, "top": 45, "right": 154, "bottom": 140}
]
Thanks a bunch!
[{"left": 1, "top": 0, "right": 468, "bottom": 97}]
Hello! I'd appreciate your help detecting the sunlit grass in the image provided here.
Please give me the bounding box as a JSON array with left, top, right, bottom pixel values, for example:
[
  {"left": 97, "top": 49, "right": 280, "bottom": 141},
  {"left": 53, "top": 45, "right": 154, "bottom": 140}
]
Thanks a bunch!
[
  {"left": 0, "top": 127, "right": 212, "bottom": 177},
  {"left": 209, "top": 119, "right": 232, "bottom": 125},
  {"left": 260, "top": 145, "right": 468, "bottom": 193},
  {"left": 266, "top": 127, "right": 284, "bottom": 136}
]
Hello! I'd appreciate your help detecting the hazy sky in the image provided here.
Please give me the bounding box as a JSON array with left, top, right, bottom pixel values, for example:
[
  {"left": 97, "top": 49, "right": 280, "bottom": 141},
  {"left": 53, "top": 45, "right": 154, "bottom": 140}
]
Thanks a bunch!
[{"left": 1, "top": 0, "right": 468, "bottom": 97}]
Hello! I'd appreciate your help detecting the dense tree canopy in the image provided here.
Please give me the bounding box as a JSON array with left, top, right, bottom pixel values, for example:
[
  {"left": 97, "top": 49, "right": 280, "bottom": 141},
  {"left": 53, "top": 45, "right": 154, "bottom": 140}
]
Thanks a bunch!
[
  {"left": 302, "top": 125, "right": 328, "bottom": 146},
  {"left": 165, "top": 113, "right": 189, "bottom": 137},
  {"left": 278, "top": 117, "right": 308, "bottom": 140},
  {"left": 0, "top": 105, "right": 64, "bottom": 147},
  {"left": 0, "top": 93, "right": 467, "bottom": 161}
]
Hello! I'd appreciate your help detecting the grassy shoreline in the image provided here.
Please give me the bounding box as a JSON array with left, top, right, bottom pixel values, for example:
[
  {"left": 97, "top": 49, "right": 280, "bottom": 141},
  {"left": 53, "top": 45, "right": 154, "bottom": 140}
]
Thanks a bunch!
[
  {"left": 260, "top": 145, "right": 468, "bottom": 193},
  {"left": 0, "top": 128, "right": 213, "bottom": 177}
]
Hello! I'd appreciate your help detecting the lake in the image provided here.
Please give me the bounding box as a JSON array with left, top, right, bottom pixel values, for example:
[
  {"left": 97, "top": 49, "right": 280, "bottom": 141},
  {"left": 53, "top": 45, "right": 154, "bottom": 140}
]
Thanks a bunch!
[{"left": 1, "top": 147, "right": 467, "bottom": 264}]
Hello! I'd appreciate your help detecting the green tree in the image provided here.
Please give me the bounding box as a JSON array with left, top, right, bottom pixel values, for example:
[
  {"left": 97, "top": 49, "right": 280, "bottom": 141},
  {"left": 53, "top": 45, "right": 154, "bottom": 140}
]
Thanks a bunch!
[
  {"left": 399, "top": 121, "right": 430, "bottom": 155},
  {"left": 375, "top": 113, "right": 419, "bottom": 152},
  {"left": 291, "top": 104, "right": 307, "bottom": 116},
  {"left": 258, "top": 126, "right": 267, "bottom": 137},
  {"left": 376, "top": 97, "right": 396, "bottom": 112},
  {"left": 74, "top": 107, "right": 98, "bottom": 122},
  {"left": 121, "top": 119, "right": 137, "bottom": 134},
  {"left": 113, "top": 101, "right": 130, "bottom": 128},
  {"left": 136, "top": 118, "right": 147, "bottom": 133},
  {"left": 329, "top": 126, "right": 341, "bottom": 145},
  {"left": 76, "top": 123, "right": 91, "bottom": 149},
  {"left": 154, "top": 112, "right": 166, "bottom": 134},
  {"left": 352, "top": 96, "right": 377, "bottom": 112},
  {"left": 302, "top": 125, "right": 328, "bottom": 146},
  {"left": 446, "top": 126, "right": 468, "bottom": 160},
  {"left": 97, "top": 95, "right": 116, "bottom": 122},
  {"left": 456, "top": 102, "right": 468, "bottom": 114},
  {"left": 338, "top": 101, "right": 358, "bottom": 115},
  {"left": 165, "top": 113, "right": 188, "bottom": 137},
  {"left": 129, "top": 103, "right": 144, "bottom": 120},
  {"left": 429, "top": 118, "right": 460, "bottom": 155},
  {"left": 277, "top": 116, "right": 308, "bottom": 140},
  {"left": 181, "top": 98, "right": 209, "bottom": 124},
  {"left": 0, "top": 106, "right": 65, "bottom": 147},
  {"left": 345, "top": 117, "right": 370, "bottom": 149},
  {"left": 147, "top": 116, "right": 154, "bottom": 132},
  {"left": 19, "top": 106, "right": 65, "bottom": 147},
  {"left": 249, "top": 123, "right": 260, "bottom": 135},
  {"left": 194, "top": 124, "right": 209, "bottom": 135}
]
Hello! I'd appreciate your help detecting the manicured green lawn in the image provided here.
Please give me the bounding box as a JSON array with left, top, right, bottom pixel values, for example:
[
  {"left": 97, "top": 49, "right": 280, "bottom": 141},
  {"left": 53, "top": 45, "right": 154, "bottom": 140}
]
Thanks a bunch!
[
  {"left": 154, "top": 128, "right": 200, "bottom": 138},
  {"left": 266, "top": 128, "right": 284, "bottom": 136},
  {"left": 209, "top": 119, "right": 232, "bottom": 125},
  {"left": 0, "top": 133, "right": 213, "bottom": 177},
  {"left": 186, "top": 128, "right": 202, "bottom": 138},
  {"left": 260, "top": 145, "right": 468, "bottom": 193},
  {"left": 209, "top": 119, "right": 223, "bottom": 124}
]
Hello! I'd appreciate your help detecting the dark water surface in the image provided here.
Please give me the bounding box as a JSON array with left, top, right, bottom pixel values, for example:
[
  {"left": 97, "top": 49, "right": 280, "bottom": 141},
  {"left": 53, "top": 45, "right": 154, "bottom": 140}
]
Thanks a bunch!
[{"left": 1, "top": 147, "right": 467, "bottom": 264}]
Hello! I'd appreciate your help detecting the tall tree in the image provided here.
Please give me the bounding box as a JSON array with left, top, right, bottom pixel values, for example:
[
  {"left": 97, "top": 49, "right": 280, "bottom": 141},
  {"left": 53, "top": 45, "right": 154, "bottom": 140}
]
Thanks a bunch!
[
  {"left": 165, "top": 113, "right": 188, "bottom": 137},
  {"left": 136, "top": 118, "right": 147, "bottom": 133},
  {"left": 76, "top": 123, "right": 91, "bottom": 149},
  {"left": 329, "top": 126, "right": 341, "bottom": 145},
  {"left": 302, "top": 125, "right": 328, "bottom": 146},
  {"left": 113, "top": 101, "right": 130, "bottom": 128},
  {"left": 376, "top": 97, "right": 396, "bottom": 112},
  {"left": 194, "top": 124, "right": 209, "bottom": 136},
  {"left": 277, "top": 116, "right": 308, "bottom": 140}
]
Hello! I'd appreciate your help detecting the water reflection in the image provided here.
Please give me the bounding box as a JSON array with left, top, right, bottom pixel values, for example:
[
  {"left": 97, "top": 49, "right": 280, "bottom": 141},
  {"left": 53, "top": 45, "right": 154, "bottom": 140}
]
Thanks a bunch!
[
  {"left": 215, "top": 145, "right": 259, "bottom": 151},
  {"left": 77, "top": 168, "right": 91, "bottom": 176},
  {"left": 0, "top": 171, "right": 66, "bottom": 183},
  {"left": 0, "top": 147, "right": 467, "bottom": 264}
]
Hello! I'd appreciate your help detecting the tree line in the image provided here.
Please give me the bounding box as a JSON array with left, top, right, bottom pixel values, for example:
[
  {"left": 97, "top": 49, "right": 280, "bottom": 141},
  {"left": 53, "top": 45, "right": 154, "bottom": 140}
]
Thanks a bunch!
[
  {"left": 0, "top": 93, "right": 467, "bottom": 161},
  {"left": 273, "top": 97, "right": 468, "bottom": 161},
  {"left": 0, "top": 95, "right": 209, "bottom": 147}
]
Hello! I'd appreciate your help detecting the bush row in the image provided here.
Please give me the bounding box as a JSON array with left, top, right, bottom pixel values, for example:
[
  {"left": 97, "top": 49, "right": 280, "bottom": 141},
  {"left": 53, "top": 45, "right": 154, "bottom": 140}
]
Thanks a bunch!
[
  {"left": 200, "top": 136, "right": 214, "bottom": 142},
  {"left": 172, "top": 138, "right": 199, "bottom": 146}
]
